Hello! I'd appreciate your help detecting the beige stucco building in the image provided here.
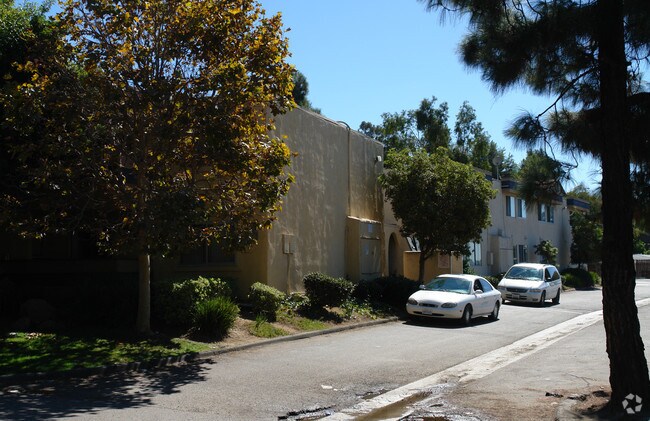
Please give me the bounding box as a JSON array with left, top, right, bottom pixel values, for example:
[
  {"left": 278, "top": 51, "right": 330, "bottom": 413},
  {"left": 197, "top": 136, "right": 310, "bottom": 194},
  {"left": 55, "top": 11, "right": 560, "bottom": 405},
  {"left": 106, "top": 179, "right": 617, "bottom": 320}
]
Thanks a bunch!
[
  {"left": 467, "top": 177, "right": 575, "bottom": 277},
  {"left": 0, "top": 107, "right": 576, "bottom": 298},
  {"left": 153, "top": 108, "right": 389, "bottom": 295}
]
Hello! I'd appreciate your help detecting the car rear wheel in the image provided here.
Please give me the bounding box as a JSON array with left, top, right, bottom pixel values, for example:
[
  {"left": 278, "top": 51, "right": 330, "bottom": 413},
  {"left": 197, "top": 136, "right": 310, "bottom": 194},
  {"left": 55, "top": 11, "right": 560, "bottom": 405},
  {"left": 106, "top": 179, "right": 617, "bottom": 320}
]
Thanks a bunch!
[
  {"left": 489, "top": 302, "right": 500, "bottom": 321},
  {"left": 552, "top": 288, "right": 561, "bottom": 305},
  {"left": 461, "top": 305, "right": 472, "bottom": 326},
  {"left": 537, "top": 291, "right": 546, "bottom": 307}
]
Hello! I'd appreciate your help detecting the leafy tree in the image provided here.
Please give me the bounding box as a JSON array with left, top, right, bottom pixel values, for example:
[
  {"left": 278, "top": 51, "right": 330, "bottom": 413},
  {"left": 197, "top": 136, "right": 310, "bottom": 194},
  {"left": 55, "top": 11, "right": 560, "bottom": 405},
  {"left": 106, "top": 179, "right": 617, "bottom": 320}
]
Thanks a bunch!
[
  {"left": 1, "top": 0, "right": 295, "bottom": 333},
  {"left": 359, "top": 96, "right": 450, "bottom": 153},
  {"left": 380, "top": 148, "right": 494, "bottom": 282},
  {"left": 632, "top": 163, "right": 650, "bottom": 232},
  {"left": 359, "top": 110, "right": 417, "bottom": 151},
  {"left": 567, "top": 185, "right": 603, "bottom": 267},
  {"left": 534, "top": 240, "right": 558, "bottom": 265},
  {"left": 570, "top": 211, "right": 603, "bottom": 266},
  {"left": 422, "top": 0, "right": 650, "bottom": 409},
  {"left": 0, "top": 0, "right": 57, "bottom": 223},
  {"left": 451, "top": 101, "right": 500, "bottom": 172},
  {"left": 0, "top": 0, "right": 53, "bottom": 82},
  {"left": 517, "top": 150, "right": 569, "bottom": 207},
  {"left": 413, "top": 97, "right": 451, "bottom": 153},
  {"left": 291, "top": 69, "right": 321, "bottom": 114}
]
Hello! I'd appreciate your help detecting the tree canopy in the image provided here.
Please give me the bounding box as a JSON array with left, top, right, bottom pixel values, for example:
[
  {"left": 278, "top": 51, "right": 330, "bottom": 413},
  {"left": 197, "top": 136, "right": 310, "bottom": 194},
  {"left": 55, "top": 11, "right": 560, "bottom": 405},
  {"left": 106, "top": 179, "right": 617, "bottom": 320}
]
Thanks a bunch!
[
  {"left": 291, "top": 69, "right": 321, "bottom": 114},
  {"left": 421, "top": 0, "right": 650, "bottom": 410},
  {"left": 1, "top": 0, "right": 295, "bottom": 332},
  {"left": 360, "top": 98, "right": 518, "bottom": 177},
  {"left": 380, "top": 148, "right": 494, "bottom": 282},
  {"left": 359, "top": 96, "right": 450, "bottom": 153}
]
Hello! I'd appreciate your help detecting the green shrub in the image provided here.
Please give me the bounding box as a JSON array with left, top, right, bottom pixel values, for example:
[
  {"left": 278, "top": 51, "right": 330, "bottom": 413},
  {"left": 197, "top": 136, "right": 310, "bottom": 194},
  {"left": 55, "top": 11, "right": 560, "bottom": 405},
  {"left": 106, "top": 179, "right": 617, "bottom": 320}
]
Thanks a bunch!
[
  {"left": 562, "top": 273, "right": 579, "bottom": 288},
  {"left": 249, "top": 282, "right": 285, "bottom": 322},
  {"left": 280, "top": 293, "right": 309, "bottom": 313},
  {"left": 192, "top": 296, "right": 239, "bottom": 339},
  {"left": 485, "top": 276, "right": 501, "bottom": 288},
  {"left": 590, "top": 271, "right": 602, "bottom": 286},
  {"left": 303, "top": 272, "right": 355, "bottom": 308},
  {"left": 353, "top": 278, "right": 386, "bottom": 303},
  {"left": 561, "top": 267, "right": 594, "bottom": 289},
  {"left": 373, "top": 275, "right": 420, "bottom": 308},
  {"left": 153, "top": 276, "right": 233, "bottom": 327}
]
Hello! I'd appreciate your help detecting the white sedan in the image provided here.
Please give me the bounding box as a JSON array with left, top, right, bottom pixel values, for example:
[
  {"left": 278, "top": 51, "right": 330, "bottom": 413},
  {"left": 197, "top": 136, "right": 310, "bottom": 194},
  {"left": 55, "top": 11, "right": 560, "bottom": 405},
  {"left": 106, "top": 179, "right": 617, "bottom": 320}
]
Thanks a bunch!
[{"left": 406, "top": 274, "right": 502, "bottom": 325}]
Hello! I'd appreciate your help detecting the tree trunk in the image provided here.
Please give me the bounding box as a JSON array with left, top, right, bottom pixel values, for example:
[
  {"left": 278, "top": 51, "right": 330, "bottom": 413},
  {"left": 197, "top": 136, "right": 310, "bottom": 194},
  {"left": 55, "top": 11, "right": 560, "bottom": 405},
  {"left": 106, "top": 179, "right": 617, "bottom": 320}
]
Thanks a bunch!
[
  {"left": 135, "top": 252, "right": 151, "bottom": 333},
  {"left": 418, "top": 251, "right": 426, "bottom": 283},
  {"left": 598, "top": 0, "right": 650, "bottom": 411}
]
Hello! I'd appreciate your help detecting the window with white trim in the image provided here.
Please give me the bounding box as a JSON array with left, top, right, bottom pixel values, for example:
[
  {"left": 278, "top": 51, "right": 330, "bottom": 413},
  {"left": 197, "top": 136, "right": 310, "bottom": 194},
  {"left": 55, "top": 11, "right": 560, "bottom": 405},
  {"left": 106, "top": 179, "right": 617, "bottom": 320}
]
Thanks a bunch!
[
  {"left": 468, "top": 242, "right": 482, "bottom": 266},
  {"left": 538, "top": 203, "right": 554, "bottom": 223},
  {"left": 506, "top": 196, "right": 515, "bottom": 217},
  {"left": 516, "top": 199, "right": 526, "bottom": 218}
]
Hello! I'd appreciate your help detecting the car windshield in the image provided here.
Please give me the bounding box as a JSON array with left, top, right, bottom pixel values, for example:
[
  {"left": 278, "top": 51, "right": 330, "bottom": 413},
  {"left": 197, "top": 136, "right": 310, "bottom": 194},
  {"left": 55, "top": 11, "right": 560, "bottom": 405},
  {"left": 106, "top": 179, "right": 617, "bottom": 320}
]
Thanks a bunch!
[
  {"left": 505, "top": 266, "right": 543, "bottom": 281},
  {"left": 423, "top": 277, "right": 471, "bottom": 294}
]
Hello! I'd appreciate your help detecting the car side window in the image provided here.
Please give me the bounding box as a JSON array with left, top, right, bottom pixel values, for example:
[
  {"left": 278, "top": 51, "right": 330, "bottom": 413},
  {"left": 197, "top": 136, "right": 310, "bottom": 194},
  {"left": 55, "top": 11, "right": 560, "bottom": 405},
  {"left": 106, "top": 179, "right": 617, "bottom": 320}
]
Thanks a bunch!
[
  {"left": 479, "top": 279, "right": 494, "bottom": 292},
  {"left": 473, "top": 280, "right": 483, "bottom": 292},
  {"left": 545, "top": 269, "right": 551, "bottom": 280},
  {"left": 551, "top": 268, "right": 560, "bottom": 280}
]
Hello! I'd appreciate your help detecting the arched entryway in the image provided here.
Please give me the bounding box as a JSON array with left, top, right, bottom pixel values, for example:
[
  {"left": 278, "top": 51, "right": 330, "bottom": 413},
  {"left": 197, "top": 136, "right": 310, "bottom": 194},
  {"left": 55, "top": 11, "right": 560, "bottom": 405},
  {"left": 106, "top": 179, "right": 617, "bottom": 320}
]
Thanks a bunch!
[{"left": 388, "top": 233, "right": 399, "bottom": 276}]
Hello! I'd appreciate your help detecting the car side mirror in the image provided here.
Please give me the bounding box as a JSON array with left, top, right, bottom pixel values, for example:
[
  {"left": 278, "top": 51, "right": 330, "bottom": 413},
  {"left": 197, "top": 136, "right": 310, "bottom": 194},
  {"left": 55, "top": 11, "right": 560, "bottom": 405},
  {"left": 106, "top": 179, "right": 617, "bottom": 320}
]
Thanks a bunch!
[
  {"left": 419, "top": 284, "right": 425, "bottom": 290},
  {"left": 475, "top": 289, "right": 484, "bottom": 294}
]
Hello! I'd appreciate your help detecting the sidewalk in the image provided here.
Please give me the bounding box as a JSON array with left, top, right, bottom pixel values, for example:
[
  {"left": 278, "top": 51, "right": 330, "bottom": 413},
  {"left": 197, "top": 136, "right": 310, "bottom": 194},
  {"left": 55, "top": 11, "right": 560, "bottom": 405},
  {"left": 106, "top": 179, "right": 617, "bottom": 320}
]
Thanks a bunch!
[
  {"left": 442, "top": 313, "right": 612, "bottom": 420},
  {"left": 393, "top": 299, "right": 650, "bottom": 421}
]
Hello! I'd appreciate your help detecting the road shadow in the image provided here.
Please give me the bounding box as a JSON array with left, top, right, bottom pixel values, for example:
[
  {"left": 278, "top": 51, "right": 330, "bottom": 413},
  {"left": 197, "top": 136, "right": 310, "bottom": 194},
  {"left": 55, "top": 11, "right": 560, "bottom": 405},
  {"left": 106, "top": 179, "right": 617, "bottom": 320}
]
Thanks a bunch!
[
  {"left": 503, "top": 300, "right": 561, "bottom": 308},
  {"left": 402, "top": 315, "right": 496, "bottom": 329},
  {"left": 0, "top": 360, "right": 213, "bottom": 420}
]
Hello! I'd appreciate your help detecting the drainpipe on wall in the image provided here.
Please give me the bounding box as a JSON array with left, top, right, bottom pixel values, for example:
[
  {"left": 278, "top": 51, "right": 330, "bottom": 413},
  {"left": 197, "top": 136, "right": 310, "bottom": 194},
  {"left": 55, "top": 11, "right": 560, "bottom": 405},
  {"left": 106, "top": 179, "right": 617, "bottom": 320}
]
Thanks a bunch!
[
  {"left": 338, "top": 121, "right": 352, "bottom": 279},
  {"left": 337, "top": 121, "right": 351, "bottom": 216}
]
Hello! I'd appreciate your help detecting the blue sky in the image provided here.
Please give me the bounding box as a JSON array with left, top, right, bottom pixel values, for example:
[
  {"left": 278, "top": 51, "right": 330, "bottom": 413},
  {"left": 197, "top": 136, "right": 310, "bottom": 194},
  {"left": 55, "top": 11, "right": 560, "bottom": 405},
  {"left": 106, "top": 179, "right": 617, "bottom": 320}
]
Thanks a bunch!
[{"left": 260, "top": 0, "right": 601, "bottom": 191}]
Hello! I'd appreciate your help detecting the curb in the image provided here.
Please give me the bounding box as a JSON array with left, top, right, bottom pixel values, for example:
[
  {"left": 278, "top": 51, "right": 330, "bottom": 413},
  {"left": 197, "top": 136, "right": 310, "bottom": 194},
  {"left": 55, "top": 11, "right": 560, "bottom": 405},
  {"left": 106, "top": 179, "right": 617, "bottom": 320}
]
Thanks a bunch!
[{"left": 0, "top": 317, "right": 399, "bottom": 386}]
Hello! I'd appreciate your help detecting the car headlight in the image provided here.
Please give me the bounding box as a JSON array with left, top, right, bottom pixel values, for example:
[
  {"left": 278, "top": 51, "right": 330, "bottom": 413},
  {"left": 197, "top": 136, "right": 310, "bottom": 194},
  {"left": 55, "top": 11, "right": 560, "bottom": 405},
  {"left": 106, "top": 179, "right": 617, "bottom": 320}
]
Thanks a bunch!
[
  {"left": 441, "top": 302, "right": 457, "bottom": 308},
  {"left": 529, "top": 288, "right": 542, "bottom": 292},
  {"left": 407, "top": 298, "right": 418, "bottom": 305}
]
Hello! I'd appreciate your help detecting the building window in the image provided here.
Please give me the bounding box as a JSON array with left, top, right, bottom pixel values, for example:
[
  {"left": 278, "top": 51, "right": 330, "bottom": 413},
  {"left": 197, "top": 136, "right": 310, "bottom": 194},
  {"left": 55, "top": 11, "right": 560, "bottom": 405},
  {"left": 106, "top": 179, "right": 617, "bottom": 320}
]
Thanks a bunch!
[
  {"left": 537, "top": 204, "right": 554, "bottom": 223},
  {"left": 180, "top": 242, "right": 235, "bottom": 265},
  {"left": 469, "top": 242, "right": 482, "bottom": 266},
  {"left": 506, "top": 196, "right": 515, "bottom": 217},
  {"left": 513, "top": 244, "right": 528, "bottom": 264},
  {"left": 518, "top": 245, "right": 528, "bottom": 263},
  {"left": 506, "top": 196, "right": 526, "bottom": 218},
  {"left": 516, "top": 199, "right": 526, "bottom": 218}
]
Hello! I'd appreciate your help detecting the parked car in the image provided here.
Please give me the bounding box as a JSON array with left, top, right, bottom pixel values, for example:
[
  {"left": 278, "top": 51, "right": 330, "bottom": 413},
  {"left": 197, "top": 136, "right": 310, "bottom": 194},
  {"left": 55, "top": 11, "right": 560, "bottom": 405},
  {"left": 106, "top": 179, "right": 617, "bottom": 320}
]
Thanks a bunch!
[
  {"left": 406, "top": 274, "right": 502, "bottom": 325},
  {"left": 497, "top": 263, "right": 562, "bottom": 306}
]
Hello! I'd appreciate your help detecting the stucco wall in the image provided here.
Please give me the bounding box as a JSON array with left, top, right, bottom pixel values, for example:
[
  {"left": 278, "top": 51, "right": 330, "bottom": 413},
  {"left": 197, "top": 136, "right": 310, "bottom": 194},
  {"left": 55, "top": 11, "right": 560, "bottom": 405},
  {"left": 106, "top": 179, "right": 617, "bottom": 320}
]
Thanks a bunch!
[
  {"left": 471, "top": 178, "right": 573, "bottom": 276},
  {"left": 403, "top": 251, "right": 463, "bottom": 282},
  {"left": 261, "top": 108, "right": 385, "bottom": 291}
]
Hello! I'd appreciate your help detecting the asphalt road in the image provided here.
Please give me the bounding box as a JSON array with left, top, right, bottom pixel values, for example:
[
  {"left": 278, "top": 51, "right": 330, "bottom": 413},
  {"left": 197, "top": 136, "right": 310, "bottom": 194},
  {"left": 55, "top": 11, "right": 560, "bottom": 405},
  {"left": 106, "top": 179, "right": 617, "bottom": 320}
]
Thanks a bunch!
[{"left": 2, "top": 282, "right": 649, "bottom": 421}]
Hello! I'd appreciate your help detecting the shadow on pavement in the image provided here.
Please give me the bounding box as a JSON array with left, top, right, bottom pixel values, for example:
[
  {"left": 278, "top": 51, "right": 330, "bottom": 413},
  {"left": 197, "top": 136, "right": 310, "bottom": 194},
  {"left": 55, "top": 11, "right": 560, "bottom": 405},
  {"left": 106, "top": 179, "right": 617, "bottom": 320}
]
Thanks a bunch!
[
  {"left": 402, "top": 315, "right": 496, "bottom": 329},
  {"left": 0, "top": 360, "right": 212, "bottom": 420}
]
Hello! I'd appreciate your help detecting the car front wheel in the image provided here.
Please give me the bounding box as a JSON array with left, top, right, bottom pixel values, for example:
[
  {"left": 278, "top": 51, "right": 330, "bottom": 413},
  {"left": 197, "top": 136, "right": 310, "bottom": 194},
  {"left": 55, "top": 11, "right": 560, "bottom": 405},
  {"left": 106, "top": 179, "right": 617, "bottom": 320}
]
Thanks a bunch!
[
  {"left": 552, "top": 288, "right": 561, "bottom": 305},
  {"left": 489, "top": 302, "right": 500, "bottom": 321},
  {"left": 537, "top": 291, "right": 546, "bottom": 307},
  {"left": 461, "top": 305, "right": 472, "bottom": 326}
]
